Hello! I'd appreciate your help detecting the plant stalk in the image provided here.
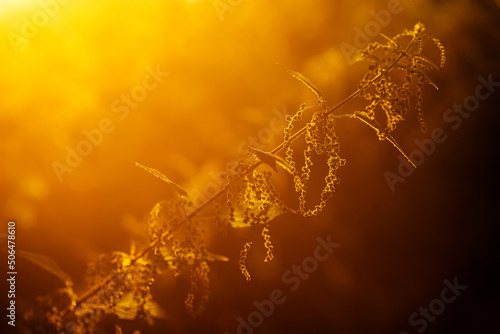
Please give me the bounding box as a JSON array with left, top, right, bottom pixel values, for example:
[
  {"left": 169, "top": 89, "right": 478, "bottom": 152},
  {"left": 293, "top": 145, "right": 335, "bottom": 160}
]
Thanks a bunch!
[{"left": 59, "top": 33, "right": 417, "bottom": 320}]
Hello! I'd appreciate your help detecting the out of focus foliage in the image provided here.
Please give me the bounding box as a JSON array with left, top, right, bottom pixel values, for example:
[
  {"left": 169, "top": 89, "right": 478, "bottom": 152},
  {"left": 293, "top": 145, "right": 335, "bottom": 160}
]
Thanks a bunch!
[{"left": 1, "top": 0, "right": 499, "bottom": 333}]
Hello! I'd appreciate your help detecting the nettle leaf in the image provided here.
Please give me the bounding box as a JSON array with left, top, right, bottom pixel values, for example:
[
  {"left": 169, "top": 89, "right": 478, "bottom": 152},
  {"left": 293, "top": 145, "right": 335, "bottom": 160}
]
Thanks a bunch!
[
  {"left": 158, "top": 246, "right": 173, "bottom": 262},
  {"left": 229, "top": 201, "right": 293, "bottom": 228},
  {"left": 135, "top": 162, "right": 189, "bottom": 197},
  {"left": 115, "top": 292, "right": 167, "bottom": 321},
  {"left": 204, "top": 250, "right": 230, "bottom": 262},
  {"left": 144, "top": 300, "right": 168, "bottom": 320},
  {"left": 111, "top": 251, "right": 131, "bottom": 266},
  {"left": 18, "top": 250, "right": 72, "bottom": 284},
  {"left": 278, "top": 63, "right": 323, "bottom": 100},
  {"left": 248, "top": 147, "right": 293, "bottom": 175},
  {"left": 354, "top": 111, "right": 416, "bottom": 168},
  {"left": 159, "top": 246, "right": 228, "bottom": 263},
  {"left": 248, "top": 147, "right": 278, "bottom": 171},
  {"left": 418, "top": 70, "right": 439, "bottom": 90},
  {"left": 115, "top": 292, "right": 138, "bottom": 320},
  {"left": 414, "top": 55, "right": 440, "bottom": 71}
]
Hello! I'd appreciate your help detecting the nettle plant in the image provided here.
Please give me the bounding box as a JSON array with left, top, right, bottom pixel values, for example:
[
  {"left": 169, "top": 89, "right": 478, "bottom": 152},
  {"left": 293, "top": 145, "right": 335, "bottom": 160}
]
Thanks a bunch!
[{"left": 25, "top": 23, "right": 445, "bottom": 333}]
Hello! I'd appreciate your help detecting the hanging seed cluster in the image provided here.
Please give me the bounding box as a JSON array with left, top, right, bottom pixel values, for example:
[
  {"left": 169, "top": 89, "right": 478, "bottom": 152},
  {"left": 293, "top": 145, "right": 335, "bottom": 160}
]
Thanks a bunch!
[{"left": 26, "top": 23, "right": 445, "bottom": 333}]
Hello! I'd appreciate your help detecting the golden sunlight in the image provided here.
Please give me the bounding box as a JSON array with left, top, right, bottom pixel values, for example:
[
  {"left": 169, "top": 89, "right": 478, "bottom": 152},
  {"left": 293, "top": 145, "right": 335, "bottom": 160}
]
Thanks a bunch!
[
  {"left": 1, "top": 1, "right": 498, "bottom": 333},
  {"left": 0, "top": 0, "right": 38, "bottom": 14}
]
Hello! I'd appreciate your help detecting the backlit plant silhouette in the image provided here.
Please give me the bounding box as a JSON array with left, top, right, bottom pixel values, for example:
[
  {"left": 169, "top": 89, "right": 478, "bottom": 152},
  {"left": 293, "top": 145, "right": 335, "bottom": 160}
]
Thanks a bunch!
[{"left": 24, "top": 22, "right": 445, "bottom": 333}]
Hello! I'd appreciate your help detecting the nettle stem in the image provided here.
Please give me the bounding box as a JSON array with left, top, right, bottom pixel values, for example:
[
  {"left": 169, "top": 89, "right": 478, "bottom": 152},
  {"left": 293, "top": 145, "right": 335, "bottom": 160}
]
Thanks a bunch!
[{"left": 60, "top": 33, "right": 417, "bottom": 321}]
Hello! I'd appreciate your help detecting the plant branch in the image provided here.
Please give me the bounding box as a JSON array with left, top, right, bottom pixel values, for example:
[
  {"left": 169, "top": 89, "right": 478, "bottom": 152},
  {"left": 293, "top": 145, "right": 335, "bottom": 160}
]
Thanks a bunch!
[{"left": 59, "top": 32, "right": 418, "bottom": 320}]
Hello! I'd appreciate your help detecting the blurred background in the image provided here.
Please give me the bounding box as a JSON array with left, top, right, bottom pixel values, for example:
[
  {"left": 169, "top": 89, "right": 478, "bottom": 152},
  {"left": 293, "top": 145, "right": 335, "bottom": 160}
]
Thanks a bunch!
[{"left": 1, "top": 0, "right": 499, "bottom": 333}]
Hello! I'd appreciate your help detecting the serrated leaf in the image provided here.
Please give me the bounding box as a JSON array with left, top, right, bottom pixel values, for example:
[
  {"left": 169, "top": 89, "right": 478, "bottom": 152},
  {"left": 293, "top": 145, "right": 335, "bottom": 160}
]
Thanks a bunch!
[
  {"left": 115, "top": 293, "right": 169, "bottom": 321},
  {"left": 115, "top": 292, "right": 138, "bottom": 320},
  {"left": 110, "top": 251, "right": 131, "bottom": 266},
  {"left": 135, "top": 162, "right": 189, "bottom": 197},
  {"left": 158, "top": 246, "right": 228, "bottom": 263},
  {"left": 248, "top": 147, "right": 279, "bottom": 171},
  {"left": 144, "top": 300, "right": 168, "bottom": 320},
  {"left": 396, "top": 64, "right": 439, "bottom": 90},
  {"left": 229, "top": 201, "right": 294, "bottom": 228},
  {"left": 204, "top": 250, "right": 229, "bottom": 262},
  {"left": 18, "top": 250, "right": 72, "bottom": 284},
  {"left": 278, "top": 63, "right": 323, "bottom": 100},
  {"left": 380, "top": 33, "right": 399, "bottom": 47},
  {"left": 158, "top": 246, "right": 173, "bottom": 261},
  {"left": 418, "top": 70, "right": 439, "bottom": 90},
  {"left": 414, "top": 55, "right": 440, "bottom": 71},
  {"left": 248, "top": 147, "right": 294, "bottom": 175},
  {"left": 354, "top": 111, "right": 416, "bottom": 168}
]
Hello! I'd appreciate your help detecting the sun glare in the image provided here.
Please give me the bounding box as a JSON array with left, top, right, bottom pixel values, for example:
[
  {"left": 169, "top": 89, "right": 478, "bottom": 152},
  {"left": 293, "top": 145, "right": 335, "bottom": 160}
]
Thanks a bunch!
[
  {"left": 1, "top": 0, "right": 496, "bottom": 333},
  {"left": 0, "top": 0, "right": 38, "bottom": 18},
  {"left": 0, "top": 0, "right": 37, "bottom": 9}
]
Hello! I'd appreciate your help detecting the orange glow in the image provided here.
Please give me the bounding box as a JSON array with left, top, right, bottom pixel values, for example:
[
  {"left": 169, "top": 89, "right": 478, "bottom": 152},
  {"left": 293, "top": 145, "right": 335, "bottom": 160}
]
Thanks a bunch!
[{"left": 1, "top": 1, "right": 499, "bottom": 333}]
